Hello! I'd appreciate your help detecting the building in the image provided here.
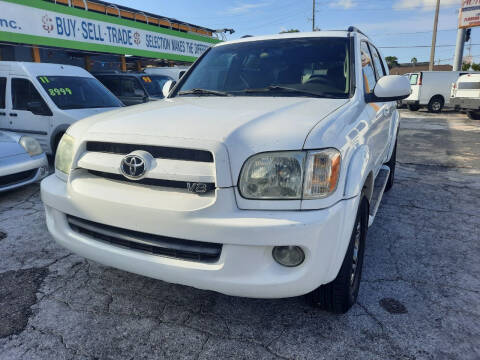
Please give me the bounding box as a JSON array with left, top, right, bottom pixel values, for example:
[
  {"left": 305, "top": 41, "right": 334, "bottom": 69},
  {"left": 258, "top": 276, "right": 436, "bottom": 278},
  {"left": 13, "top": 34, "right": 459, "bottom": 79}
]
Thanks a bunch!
[
  {"left": 389, "top": 62, "right": 453, "bottom": 75},
  {"left": 0, "top": 0, "right": 222, "bottom": 72}
]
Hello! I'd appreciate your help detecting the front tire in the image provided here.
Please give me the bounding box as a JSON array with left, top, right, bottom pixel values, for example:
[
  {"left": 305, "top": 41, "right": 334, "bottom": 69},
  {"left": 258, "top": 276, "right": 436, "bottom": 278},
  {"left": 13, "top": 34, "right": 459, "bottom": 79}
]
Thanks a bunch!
[{"left": 306, "top": 196, "right": 369, "bottom": 314}]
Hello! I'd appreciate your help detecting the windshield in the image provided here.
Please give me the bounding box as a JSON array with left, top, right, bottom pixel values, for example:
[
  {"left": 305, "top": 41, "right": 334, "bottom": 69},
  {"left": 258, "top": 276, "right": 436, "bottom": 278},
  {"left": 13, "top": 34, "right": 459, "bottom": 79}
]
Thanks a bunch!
[
  {"left": 176, "top": 37, "right": 351, "bottom": 98},
  {"left": 140, "top": 75, "right": 172, "bottom": 97},
  {"left": 37, "top": 76, "right": 123, "bottom": 109}
]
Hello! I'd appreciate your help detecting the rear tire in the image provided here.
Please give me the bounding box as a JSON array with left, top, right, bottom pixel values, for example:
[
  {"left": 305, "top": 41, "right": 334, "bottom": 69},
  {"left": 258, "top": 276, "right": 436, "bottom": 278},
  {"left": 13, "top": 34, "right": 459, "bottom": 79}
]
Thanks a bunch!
[
  {"left": 428, "top": 96, "right": 444, "bottom": 113},
  {"left": 407, "top": 104, "right": 420, "bottom": 111},
  {"left": 467, "top": 111, "right": 480, "bottom": 120},
  {"left": 306, "top": 196, "right": 369, "bottom": 314},
  {"left": 384, "top": 138, "right": 397, "bottom": 192}
]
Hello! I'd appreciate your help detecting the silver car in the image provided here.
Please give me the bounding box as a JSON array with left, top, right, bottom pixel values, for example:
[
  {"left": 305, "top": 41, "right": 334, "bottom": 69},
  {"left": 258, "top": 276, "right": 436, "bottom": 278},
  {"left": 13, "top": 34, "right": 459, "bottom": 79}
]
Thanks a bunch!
[{"left": 0, "top": 131, "right": 49, "bottom": 192}]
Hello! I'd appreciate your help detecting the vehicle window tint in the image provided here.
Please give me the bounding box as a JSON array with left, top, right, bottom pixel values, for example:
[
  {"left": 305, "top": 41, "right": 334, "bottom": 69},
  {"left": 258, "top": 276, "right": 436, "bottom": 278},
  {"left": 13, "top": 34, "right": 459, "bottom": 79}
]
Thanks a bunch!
[
  {"left": 37, "top": 76, "right": 122, "bottom": 110},
  {"left": 178, "top": 38, "right": 351, "bottom": 98},
  {"left": 12, "top": 78, "right": 49, "bottom": 112},
  {"left": 370, "top": 44, "right": 386, "bottom": 79},
  {"left": 409, "top": 74, "right": 418, "bottom": 85},
  {"left": 121, "top": 77, "right": 145, "bottom": 97},
  {"left": 360, "top": 42, "right": 376, "bottom": 94},
  {"left": 0, "top": 78, "right": 6, "bottom": 109},
  {"left": 97, "top": 76, "right": 121, "bottom": 96}
]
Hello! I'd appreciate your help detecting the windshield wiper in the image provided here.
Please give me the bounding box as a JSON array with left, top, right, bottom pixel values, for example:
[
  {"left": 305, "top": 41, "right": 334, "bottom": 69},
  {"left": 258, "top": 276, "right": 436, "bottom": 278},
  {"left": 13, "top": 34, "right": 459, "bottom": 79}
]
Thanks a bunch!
[
  {"left": 177, "top": 88, "right": 231, "bottom": 97},
  {"left": 239, "top": 86, "right": 342, "bottom": 98}
]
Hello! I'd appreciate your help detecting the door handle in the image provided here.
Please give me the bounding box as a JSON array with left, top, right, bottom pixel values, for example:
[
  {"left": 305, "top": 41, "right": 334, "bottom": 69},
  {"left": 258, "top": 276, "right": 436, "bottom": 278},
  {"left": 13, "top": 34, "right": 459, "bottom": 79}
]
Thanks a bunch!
[{"left": 9, "top": 113, "right": 17, "bottom": 117}]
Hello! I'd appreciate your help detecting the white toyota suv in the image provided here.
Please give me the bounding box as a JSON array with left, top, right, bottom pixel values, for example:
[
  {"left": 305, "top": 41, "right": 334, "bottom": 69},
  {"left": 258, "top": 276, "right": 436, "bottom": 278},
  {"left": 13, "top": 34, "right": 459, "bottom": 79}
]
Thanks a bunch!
[{"left": 41, "top": 28, "right": 410, "bottom": 313}]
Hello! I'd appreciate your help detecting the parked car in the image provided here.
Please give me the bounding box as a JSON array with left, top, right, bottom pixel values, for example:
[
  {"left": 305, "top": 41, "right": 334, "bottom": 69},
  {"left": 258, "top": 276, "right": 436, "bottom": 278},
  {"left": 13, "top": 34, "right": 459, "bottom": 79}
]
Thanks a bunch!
[
  {"left": 94, "top": 72, "right": 174, "bottom": 106},
  {"left": 0, "top": 131, "right": 48, "bottom": 192},
  {"left": 396, "top": 73, "right": 411, "bottom": 108},
  {"left": 144, "top": 66, "right": 189, "bottom": 81},
  {"left": 403, "top": 71, "right": 473, "bottom": 112},
  {"left": 451, "top": 73, "right": 480, "bottom": 120},
  {"left": 41, "top": 28, "right": 410, "bottom": 314},
  {"left": 0, "top": 62, "right": 122, "bottom": 155}
]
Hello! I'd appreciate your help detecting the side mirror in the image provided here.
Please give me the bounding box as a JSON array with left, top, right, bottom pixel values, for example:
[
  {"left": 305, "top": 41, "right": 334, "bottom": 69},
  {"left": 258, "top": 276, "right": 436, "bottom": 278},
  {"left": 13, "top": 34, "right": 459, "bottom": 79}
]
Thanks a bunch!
[
  {"left": 27, "top": 101, "right": 51, "bottom": 116},
  {"left": 369, "top": 75, "right": 411, "bottom": 102},
  {"left": 162, "top": 80, "right": 176, "bottom": 98},
  {"left": 134, "top": 88, "right": 146, "bottom": 97}
]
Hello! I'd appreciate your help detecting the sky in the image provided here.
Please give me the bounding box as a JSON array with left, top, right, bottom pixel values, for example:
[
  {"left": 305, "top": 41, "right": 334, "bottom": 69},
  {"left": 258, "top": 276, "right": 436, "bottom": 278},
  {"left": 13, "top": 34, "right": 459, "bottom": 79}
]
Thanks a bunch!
[{"left": 112, "top": 0, "right": 475, "bottom": 65}]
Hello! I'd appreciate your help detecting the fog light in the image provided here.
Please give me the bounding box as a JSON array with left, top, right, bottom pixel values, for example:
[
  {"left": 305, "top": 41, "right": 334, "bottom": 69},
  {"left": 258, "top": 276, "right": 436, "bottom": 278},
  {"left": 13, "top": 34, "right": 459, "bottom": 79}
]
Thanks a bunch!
[{"left": 272, "top": 246, "right": 305, "bottom": 267}]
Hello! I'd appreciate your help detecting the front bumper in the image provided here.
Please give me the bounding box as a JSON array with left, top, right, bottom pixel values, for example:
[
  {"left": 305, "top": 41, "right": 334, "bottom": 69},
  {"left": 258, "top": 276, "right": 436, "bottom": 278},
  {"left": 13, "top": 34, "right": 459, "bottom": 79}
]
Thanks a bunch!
[
  {"left": 450, "top": 97, "right": 480, "bottom": 110},
  {"left": 41, "top": 174, "right": 359, "bottom": 298},
  {"left": 0, "top": 153, "right": 49, "bottom": 192}
]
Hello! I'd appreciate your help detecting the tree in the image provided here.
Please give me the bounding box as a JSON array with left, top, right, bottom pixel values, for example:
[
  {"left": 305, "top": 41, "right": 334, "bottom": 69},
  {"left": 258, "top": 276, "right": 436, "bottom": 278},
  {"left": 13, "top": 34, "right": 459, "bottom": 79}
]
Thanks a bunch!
[
  {"left": 411, "top": 57, "right": 418, "bottom": 66},
  {"left": 385, "top": 56, "right": 399, "bottom": 69},
  {"left": 462, "top": 62, "right": 471, "bottom": 71},
  {"left": 471, "top": 62, "right": 480, "bottom": 71},
  {"left": 280, "top": 29, "right": 300, "bottom": 33}
]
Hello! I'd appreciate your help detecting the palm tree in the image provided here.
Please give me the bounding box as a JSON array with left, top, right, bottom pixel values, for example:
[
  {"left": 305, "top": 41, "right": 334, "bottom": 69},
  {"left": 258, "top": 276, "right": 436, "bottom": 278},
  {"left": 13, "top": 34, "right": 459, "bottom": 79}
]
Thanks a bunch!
[{"left": 411, "top": 57, "right": 418, "bottom": 67}]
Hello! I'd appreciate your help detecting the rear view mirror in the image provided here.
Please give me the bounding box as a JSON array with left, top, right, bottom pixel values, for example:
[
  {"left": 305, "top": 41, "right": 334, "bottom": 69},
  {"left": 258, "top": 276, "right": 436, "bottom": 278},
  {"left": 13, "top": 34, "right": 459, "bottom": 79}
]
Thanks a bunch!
[
  {"left": 162, "top": 80, "right": 176, "bottom": 98},
  {"left": 369, "top": 75, "right": 411, "bottom": 102}
]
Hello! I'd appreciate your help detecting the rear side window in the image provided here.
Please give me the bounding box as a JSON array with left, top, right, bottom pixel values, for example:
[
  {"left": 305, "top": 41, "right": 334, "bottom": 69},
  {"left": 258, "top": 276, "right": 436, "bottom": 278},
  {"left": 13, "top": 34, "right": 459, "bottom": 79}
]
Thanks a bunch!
[
  {"left": 360, "top": 42, "right": 376, "bottom": 94},
  {"left": 409, "top": 74, "right": 419, "bottom": 85},
  {"left": 369, "top": 44, "right": 386, "bottom": 79},
  {"left": 97, "top": 76, "right": 121, "bottom": 96},
  {"left": 12, "top": 78, "right": 49, "bottom": 113},
  {"left": 121, "top": 77, "right": 145, "bottom": 97},
  {"left": 458, "top": 82, "right": 480, "bottom": 89},
  {"left": 0, "top": 77, "right": 6, "bottom": 109}
]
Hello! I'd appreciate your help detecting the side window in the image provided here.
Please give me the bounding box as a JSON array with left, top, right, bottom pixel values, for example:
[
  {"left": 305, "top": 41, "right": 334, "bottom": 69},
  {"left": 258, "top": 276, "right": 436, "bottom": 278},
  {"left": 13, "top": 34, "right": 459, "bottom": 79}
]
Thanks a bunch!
[
  {"left": 12, "top": 78, "right": 51, "bottom": 115},
  {"left": 98, "top": 76, "right": 121, "bottom": 96},
  {"left": 121, "top": 77, "right": 145, "bottom": 97},
  {"left": 370, "top": 44, "right": 386, "bottom": 79},
  {"left": 360, "top": 42, "right": 376, "bottom": 94},
  {"left": 0, "top": 78, "right": 6, "bottom": 109}
]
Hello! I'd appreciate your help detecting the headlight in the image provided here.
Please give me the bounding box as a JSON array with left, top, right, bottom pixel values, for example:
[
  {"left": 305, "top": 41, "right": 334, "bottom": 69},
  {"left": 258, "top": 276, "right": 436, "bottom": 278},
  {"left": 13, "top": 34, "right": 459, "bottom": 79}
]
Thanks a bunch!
[
  {"left": 238, "top": 149, "right": 341, "bottom": 200},
  {"left": 55, "top": 134, "right": 75, "bottom": 175},
  {"left": 239, "top": 151, "right": 305, "bottom": 199},
  {"left": 19, "top": 136, "right": 43, "bottom": 157}
]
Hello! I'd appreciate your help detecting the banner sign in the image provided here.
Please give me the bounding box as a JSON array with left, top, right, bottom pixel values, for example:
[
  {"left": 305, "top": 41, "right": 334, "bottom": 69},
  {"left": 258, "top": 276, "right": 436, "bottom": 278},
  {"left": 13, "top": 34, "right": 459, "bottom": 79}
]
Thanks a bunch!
[
  {"left": 459, "top": 0, "right": 480, "bottom": 29},
  {"left": 0, "top": 0, "right": 219, "bottom": 61}
]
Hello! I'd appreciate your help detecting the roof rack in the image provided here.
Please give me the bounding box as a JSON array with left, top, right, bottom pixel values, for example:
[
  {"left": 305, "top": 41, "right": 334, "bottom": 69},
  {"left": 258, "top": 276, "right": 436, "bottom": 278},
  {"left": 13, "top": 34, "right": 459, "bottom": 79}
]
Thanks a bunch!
[{"left": 347, "top": 26, "right": 368, "bottom": 38}]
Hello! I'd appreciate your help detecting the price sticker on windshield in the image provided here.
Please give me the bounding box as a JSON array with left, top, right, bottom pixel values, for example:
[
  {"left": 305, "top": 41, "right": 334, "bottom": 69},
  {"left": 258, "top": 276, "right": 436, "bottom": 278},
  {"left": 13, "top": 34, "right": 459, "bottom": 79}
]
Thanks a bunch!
[
  {"left": 142, "top": 76, "right": 152, "bottom": 83},
  {"left": 48, "top": 88, "right": 73, "bottom": 96}
]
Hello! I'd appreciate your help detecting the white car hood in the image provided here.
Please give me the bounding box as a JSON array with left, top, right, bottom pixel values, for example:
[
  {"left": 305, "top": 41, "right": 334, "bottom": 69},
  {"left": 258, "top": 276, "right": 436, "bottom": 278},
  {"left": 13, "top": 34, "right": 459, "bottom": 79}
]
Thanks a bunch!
[
  {"left": 69, "top": 97, "right": 349, "bottom": 182},
  {"left": 74, "top": 97, "right": 347, "bottom": 149}
]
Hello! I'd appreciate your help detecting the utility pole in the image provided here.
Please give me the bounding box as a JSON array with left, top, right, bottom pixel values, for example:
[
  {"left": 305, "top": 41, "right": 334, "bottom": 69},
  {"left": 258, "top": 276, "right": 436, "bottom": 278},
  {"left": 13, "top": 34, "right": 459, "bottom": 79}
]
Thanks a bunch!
[
  {"left": 429, "top": 0, "right": 441, "bottom": 71},
  {"left": 312, "top": 0, "right": 316, "bottom": 32},
  {"left": 453, "top": 28, "right": 466, "bottom": 71}
]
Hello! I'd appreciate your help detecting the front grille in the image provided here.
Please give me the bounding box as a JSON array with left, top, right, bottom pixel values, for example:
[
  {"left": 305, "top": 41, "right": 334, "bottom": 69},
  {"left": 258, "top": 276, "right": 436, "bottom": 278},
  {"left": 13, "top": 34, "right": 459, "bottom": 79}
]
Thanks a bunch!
[
  {"left": 86, "top": 141, "right": 214, "bottom": 163},
  {"left": 67, "top": 215, "right": 222, "bottom": 263},
  {"left": 88, "top": 170, "right": 216, "bottom": 193},
  {"left": 0, "top": 169, "right": 37, "bottom": 187}
]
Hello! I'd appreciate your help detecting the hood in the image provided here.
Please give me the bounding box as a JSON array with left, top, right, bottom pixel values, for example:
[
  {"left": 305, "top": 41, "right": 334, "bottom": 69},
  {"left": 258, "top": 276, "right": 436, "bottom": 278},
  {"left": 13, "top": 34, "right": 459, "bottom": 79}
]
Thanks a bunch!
[
  {"left": 62, "top": 107, "right": 120, "bottom": 121},
  {"left": 0, "top": 131, "right": 25, "bottom": 159},
  {"left": 71, "top": 97, "right": 348, "bottom": 153}
]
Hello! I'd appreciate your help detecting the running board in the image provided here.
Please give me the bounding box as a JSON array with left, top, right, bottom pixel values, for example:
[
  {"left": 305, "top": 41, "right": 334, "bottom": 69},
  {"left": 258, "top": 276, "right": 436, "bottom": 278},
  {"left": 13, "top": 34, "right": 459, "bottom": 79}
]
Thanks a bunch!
[{"left": 368, "top": 165, "right": 390, "bottom": 227}]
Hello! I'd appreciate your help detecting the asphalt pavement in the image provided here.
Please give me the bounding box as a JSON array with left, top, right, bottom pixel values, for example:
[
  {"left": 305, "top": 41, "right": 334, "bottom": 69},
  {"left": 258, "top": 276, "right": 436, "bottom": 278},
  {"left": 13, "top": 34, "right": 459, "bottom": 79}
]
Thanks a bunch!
[{"left": 0, "top": 109, "right": 479, "bottom": 359}]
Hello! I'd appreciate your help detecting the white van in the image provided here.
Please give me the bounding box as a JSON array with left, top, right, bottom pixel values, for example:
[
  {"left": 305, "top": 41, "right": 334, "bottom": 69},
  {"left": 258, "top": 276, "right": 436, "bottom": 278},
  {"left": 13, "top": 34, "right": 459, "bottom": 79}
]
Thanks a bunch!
[
  {"left": 404, "top": 71, "right": 473, "bottom": 112},
  {"left": 451, "top": 73, "right": 480, "bottom": 120},
  {"left": 144, "top": 66, "right": 190, "bottom": 81},
  {"left": 0, "top": 62, "right": 122, "bottom": 154}
]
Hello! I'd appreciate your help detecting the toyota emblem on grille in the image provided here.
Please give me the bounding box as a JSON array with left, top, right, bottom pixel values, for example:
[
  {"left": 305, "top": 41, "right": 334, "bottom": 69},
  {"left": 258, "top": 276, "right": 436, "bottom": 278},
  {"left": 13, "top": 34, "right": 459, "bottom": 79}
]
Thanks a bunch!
[{"left": 121, "top": 154, "right": 147, "bottom": 179}]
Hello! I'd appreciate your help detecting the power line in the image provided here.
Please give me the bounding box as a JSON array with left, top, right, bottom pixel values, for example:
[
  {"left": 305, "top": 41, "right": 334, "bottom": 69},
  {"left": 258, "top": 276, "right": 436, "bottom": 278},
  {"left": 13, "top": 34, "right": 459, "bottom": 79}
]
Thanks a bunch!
[{"left": 379, "top": 44, "right": 480, "bottom": 49}]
